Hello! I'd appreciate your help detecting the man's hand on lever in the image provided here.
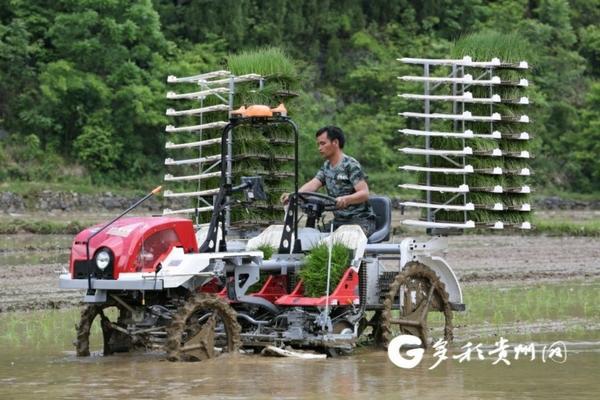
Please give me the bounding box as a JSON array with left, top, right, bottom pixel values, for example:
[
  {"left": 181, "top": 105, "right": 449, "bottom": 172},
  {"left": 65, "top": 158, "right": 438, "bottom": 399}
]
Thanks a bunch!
[{"left": 335, "top": 196, "right": 350, "bottom": 209}]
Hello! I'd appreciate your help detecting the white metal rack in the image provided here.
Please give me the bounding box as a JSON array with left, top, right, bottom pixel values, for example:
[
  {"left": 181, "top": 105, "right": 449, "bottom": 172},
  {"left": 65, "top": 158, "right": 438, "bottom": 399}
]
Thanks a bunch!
[
  {"left": 400, "top": 128, "right": 531, "bottom": 141},
  {"left": 400, "top": 92, "right": 530, "bottom": 105},
  {"left": 400, "top": 201, "right": 475, "bottom": 211},
  {"left": 399, "top": 147, "right": 473, "bottom": 156},
  {"left": 164, "top": 70, "right": 263, "bottom": 226},
  {"left": 398, "top": 56, "right": 532, "bottom": 232},
  {"left": 399, "top": 183, "right": 470, "bottom": 193},
  {"left": 400, "top": 56, "right": 529, "bottom": 69},
  {"left": 400, "top": 74, "right": 529, "bottom": 87},
  {"left": 400, "top": 111, "right": 529, "bottom": 123},
  {"left": 399, "top": 165, "right": 475, "bottom": 174}
]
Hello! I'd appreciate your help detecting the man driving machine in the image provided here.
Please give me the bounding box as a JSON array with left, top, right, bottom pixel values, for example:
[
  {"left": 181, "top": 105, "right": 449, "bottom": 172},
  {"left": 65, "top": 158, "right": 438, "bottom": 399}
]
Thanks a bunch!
[{"left": 281, "top": 126, "right": 376, "bottom": 236}]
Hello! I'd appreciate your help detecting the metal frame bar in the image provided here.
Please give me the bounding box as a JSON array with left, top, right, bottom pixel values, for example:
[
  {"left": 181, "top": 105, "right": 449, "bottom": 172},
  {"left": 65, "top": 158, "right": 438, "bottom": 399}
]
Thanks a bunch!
[
  {"left": 419, "top": 62, "right": 471, "bottom": 227},
  {"left": 164, "top": 71, "right": 265, "bottom": 225},
  {"left": 424, "top": 63, "right": 432, "bottom": 226}
]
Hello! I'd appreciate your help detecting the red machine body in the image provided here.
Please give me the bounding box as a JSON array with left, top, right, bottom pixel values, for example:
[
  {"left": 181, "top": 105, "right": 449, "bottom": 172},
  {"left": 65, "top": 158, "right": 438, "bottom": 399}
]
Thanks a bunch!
[
  {"left": 275, "top": 268, "right": 359, "bottom": 307},
  {"left": 69, "top": 216, "right": 198, "bottom": 279}
]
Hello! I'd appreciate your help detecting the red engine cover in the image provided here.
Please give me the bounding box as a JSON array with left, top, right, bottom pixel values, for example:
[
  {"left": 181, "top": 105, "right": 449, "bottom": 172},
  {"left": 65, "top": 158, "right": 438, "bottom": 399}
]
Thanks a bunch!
[{"left": 70, "top": 216, "right": 197, "bottom": 278}]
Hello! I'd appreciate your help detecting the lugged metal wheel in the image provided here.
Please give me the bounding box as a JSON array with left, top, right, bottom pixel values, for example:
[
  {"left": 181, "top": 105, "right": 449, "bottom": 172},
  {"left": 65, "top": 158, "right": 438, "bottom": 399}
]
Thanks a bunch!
[
  {"left": 381, "top": 262, "right": 453, "bottom": 348},
  {"left": 165, "top": 293, "right": 241, "bottom": 362},
  {"left": 76, "top": 303, "right": 134, "bottom": 357}
]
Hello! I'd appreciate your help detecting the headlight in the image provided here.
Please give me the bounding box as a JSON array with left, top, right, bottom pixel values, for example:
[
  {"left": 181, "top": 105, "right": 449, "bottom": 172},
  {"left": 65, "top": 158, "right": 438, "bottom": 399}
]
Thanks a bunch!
[{"left": 95, "top": 249, "right": 111, "bottom": 270}]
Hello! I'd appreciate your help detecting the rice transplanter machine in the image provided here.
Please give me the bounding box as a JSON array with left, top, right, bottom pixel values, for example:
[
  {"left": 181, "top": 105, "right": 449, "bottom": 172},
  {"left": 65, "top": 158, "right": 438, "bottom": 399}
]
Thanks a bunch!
[{"left": 59, "top": 103, "right": 464, "bottom": 360}]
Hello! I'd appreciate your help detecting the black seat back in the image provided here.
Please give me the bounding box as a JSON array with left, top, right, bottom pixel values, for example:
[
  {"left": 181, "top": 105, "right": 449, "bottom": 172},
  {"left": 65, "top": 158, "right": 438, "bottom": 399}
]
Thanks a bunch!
[{"left": 368, "top": 196, "right": 392, "bottom": 244}]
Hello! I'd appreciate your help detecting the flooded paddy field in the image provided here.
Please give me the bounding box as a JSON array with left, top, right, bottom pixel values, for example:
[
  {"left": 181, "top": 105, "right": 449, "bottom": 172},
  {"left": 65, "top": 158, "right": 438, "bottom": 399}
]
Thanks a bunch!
[
  {"left": 1, "top": 216, "right": 599, "bottom": 398},
  {"left": 1, "top": 308, "right": 599, "bottom": 399}
]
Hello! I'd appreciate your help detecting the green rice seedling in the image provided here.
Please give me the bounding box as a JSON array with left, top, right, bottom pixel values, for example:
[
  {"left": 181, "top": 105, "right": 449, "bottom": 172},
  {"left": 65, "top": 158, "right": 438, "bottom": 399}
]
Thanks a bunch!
[
  {"left": 468, "top": 174, "right": 506, "bottom": 188},
  {"left": 500, "top": 139, "right": 530, "bottom": 153},
  {"left": 403, "top": 31, "right": 534, "bottom": 230},
  {"left": 210, "top": 48, "right": 299, "bottom": 227},
  {"left": 0, "top": 219, "right": 93, "bottom": 235},
  {"left": 232, "top": 158, "right": 264, "bottom": 171},
  {"left": 503, "top": 158, "right": 530, "bottom": 171},
  {"left": 451, "top": 280, "right": 600, "bottom": 333},
  {"left": 451, "top": 30, "right": 533, "bottom": 63},
  {"left": 232, "top": 126, "right": 268, "bottom": 141},
  {"left": 468, "top": 192, "right": 503, "bottom": 205},
  {"left": 501, "top": 175, "right": 526, "bottom": 187},
  {"left": 468, "top": 157, "right": 504, "bottom": 170},
  {"left": 233, "top": 138, "right": 271, "bottom": 157},
  {"left": 256, "top": 244, "right": 275, "bottom": 260},
  {"left": 299, "top": 242, "right": 351, "bottom": 298},
  {"left": 164, "top": 87, "right": 231, "bottom": 204},
  {"left": 0, "top": 309, "right": 83, "bottom": 349},
  {"left": 495, "top": 102, "right": 528, "bottom": 117},
  {"left": 228, "top": 47, "right": 299, "bottom": 90},
  {"left": 532, "top": 217, "right": 600, "bottom": 237},
  {"left": 447, "top": 31, "right": 534, "bottom": 229},
  {"left": 234, "top": 89, "right": 273, "bottom": 107},
  {"left": 245, "top": 244, "right": 277, "bottom": 292},
  {"left": 469, "top": 137, "right": 500, "bottom": 151},
  {"left": 428, "top": 118, "right": 452, "bottom": 132},
  {"left": 465, "top": 121, "right": 494, "bottom": 136},
  {"left": 268, "top": 146, "right": 294, "bottom": 161},
  {"left": 170, "top": 98, "right": 228, "bottom": 125},
  {"left": 430, "top": 136, "right": 464, "bottom": 152},
  {"left": 230, "top": 207, "right": 272, "bottom": 225}
]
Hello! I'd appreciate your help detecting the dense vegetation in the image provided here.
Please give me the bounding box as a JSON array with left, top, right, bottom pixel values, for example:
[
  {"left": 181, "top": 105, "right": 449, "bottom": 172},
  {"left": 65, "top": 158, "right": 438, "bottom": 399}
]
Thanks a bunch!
[{"left": 0, "top": 0, "right": 598, "bottom": 196}]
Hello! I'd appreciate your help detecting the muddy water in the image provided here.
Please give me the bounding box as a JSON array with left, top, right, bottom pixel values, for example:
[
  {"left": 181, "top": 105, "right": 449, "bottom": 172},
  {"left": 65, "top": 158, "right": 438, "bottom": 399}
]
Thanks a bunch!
[
  {"left": 0, "top": 340, "right": 598, "bottom": 399},
  {"left": 1, "top": 311, "right": 599, "bottom": 399},
  {"left": 0, "top": 234, "right": 71, "bottom": 266}
]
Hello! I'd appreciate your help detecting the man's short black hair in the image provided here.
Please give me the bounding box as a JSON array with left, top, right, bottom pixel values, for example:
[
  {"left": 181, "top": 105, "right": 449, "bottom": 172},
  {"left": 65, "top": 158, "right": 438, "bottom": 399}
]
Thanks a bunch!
[{"left": 315, "top": 126, "right": 345, "bottom": 149}]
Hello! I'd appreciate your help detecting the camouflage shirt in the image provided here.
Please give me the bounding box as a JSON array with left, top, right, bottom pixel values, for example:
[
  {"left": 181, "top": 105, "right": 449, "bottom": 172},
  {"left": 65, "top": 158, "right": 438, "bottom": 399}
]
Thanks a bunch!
[{"left": 315, "top": 154, "right": 375, "bottom": 220}]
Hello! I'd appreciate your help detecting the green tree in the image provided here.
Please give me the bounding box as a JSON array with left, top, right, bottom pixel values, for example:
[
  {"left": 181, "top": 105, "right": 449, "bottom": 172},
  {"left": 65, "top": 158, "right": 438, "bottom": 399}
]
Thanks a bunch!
[
  {"left": 0, "top": 0, "right": 597, "bottom": 195},
  {"left": 578, "top": 25, "right": 600, "bottom": 76},
  {"left": 9, "top": 0, "right": 174, "bottom": 180},
  {"left": 567, "top": 81, "right": 600, "bottom": 191},
  {"left": 0, "top": 18, "right": 39, "bottom": 128},
  {"left": 73, "top": 112, "right": 123, "bottom": 172}
]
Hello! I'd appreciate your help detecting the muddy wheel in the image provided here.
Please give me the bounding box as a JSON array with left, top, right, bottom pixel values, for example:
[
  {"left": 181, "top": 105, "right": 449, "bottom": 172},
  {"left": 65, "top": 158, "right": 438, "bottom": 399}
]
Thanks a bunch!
[
  {"left": 165, "top": 294, "right": 241, "bottom": 362},
  {"left": 381, "top": 262, "right": 453, "bottom": 349},
  {"left": 76, "top": 303, "right": 133, "bottom": 357}
]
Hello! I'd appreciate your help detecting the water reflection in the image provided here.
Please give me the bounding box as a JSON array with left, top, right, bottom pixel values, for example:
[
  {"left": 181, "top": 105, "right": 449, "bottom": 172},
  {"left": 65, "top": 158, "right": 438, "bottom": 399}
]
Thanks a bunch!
[
  {"left": 1, "top": 339, "right": 598, "bottom": 399},
  {"left": 0, "top": 233, "right": 71, "bottom": 266}
]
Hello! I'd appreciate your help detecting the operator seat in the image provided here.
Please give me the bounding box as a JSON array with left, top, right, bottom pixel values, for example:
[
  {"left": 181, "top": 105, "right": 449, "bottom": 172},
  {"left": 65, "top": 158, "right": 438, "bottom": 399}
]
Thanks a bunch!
[{"left": 367, "top": 196, "right": 392, "bottom": 244}]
